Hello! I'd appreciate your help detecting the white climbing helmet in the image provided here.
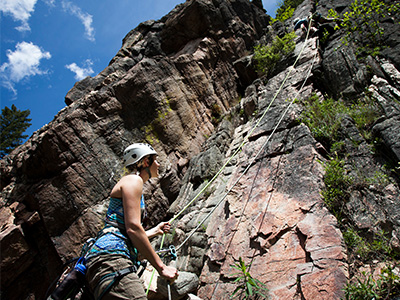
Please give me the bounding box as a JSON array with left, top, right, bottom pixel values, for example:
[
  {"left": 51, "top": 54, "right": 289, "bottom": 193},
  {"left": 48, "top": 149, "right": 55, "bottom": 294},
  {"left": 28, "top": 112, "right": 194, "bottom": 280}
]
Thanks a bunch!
[{"left": 123, "top": 143, "right": 157, "bottom": 168}]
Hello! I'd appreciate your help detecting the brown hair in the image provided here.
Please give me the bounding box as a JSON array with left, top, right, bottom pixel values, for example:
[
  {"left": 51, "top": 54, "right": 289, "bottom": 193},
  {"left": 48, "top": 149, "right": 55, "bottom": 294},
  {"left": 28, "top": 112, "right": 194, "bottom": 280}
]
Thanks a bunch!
[{"left": 123, "top": 154, "right": 155, "bottom": 175}]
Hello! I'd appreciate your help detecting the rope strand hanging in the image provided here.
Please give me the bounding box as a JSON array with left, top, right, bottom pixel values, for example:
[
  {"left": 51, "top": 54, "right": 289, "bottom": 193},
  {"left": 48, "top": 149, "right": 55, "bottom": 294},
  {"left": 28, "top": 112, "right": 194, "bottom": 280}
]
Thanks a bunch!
[
  {"left": 209, "top": 40, "right": 319, "bottom": 297},
  {"left": 146, "top": 18, "right": 317, "bottom": 295}
]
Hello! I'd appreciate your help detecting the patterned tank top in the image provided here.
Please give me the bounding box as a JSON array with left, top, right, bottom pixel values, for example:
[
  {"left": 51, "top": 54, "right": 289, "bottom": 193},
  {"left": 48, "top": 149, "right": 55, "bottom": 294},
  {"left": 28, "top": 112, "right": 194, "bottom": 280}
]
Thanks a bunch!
[{"left": 85, "top": 195, "right": 146, "bottom": 262}]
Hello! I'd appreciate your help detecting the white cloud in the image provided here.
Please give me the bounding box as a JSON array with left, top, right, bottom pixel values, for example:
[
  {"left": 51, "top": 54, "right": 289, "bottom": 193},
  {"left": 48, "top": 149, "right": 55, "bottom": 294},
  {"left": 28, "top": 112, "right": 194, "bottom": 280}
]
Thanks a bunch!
[
  {"left": 0, "top": 0, "right": 38, "bottom": 31},
  {"left": 0, "top": 41, "right": 51, "bottom": 94},
  {"left": 43, "top": 0, "right": 56, "bottom": 6},
  {"left": 65, "top": 59, "right": 94, "bottom": 80},
  {"left": 61, "top": 1, "right": 95, "bottom": 41}
]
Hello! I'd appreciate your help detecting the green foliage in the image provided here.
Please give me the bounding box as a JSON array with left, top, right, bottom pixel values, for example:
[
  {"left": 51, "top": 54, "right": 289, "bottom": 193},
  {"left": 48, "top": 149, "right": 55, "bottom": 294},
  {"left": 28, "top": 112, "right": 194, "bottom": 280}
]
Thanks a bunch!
[
  {"left": 299, "top": 95, "right": 348, "bottom": 150},
  {"left": 371, "top": 230, "right": 394, "bottom": 258},
  {"left": 272, "top": 6, "right": 294, "bottom": 23},
  {"left": 198, "top": 221, "right": 207, "bottom": 232},
  {"left": 344, "top": 265, "right": 400, "bottom": 300},
  {"left": 319, "top": 27, "right": 332, "bottom": 45},
  {"left": 321, "top": 157, "right": 353, "bottom": 220},
  {"left": 297, "top": 94, "right": 392, "bottom": 219},
  {"left": 343, "top": 228, "right": 396, "bottom": 261},
  {"left": 0, "top": 104, "right": 32, "bottom": 158},
  {"left": 274, "top": 0, "right": 304, "bottom": 23},
  {"left": 230, "top": 257, "right": 269, "bottom": 299},
  {"left": 299, "top": 92, "right": 400, "bottom": 298},
  {"left": 253, "top": 32, "right": 296, "bottom": 76},
  {"left": 348, "top": 97, "right": 381, "bottom": 141},
  {"left": 328, "top": 0, "right": 400, "bottom": 56},
  {"left": 364, "top": 169, "right": 390, "bottom": 188},
  {"left": 343, "top": 227, "right": 400, "bottom": 298},
  {"left": 345, "top": 272, "right": 380, "bottom": 300},
  {"left": 142, "top": 97, "right": 173, "bottom": 145},
  {"left": 343, "top": 228, "right": 370, "bottom": 259},
  {"left": 298, "top": 94, "right": 381, "bottom": 150}
]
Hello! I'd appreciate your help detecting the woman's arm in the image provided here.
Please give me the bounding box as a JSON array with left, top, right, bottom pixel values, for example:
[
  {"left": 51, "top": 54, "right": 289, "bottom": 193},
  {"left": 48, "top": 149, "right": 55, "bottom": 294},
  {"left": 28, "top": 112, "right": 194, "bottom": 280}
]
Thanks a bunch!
[{"left": 121, "top": 175, "right": 177, "bottom": 279}]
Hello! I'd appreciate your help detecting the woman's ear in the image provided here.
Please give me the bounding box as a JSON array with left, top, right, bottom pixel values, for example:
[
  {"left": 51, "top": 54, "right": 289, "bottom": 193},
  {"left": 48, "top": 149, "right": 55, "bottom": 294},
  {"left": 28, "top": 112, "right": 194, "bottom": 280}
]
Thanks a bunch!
[{"left": 143, "top": 157, "right": 150, "bottom": 168}]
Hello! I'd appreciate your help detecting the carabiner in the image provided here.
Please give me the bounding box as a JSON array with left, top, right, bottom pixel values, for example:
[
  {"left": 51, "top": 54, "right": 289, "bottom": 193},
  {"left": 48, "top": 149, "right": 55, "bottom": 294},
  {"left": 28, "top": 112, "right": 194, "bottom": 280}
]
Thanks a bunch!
[{"left": 169, "top": 245, "right": 177, "bottom": 260}]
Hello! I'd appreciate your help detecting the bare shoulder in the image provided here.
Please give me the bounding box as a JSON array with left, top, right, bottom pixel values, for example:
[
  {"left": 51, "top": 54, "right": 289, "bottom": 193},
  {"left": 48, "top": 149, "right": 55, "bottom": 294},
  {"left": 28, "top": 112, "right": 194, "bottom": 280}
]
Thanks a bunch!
[
  {"left": 122, "top": 174, "right": 143, "bottom": 186},
  {"left": 111, "top": 174, "right": 143, "bottom": 198}
]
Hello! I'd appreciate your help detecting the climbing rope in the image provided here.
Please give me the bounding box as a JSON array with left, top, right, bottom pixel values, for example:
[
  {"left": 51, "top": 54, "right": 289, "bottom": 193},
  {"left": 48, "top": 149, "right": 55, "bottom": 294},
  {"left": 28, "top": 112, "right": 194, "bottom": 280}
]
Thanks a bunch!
[
  {"left": 210, "top": 24, "right": 320, "bottom": 298},
  {"left": 168, "top": 14, "right": 318, "bottom": 228},
  {"left": 178, "top": 40, "right": 319, "bottom": 259},
  {"left": 146, "top": 17, "right": 317, "bottom": 295}
]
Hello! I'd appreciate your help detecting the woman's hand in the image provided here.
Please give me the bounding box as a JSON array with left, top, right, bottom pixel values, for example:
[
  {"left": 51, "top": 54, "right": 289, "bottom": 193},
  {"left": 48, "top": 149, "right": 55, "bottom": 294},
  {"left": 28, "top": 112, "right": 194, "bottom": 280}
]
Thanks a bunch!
[
  {"left": 146, "top": 221, "right": 172, "bottom": 238},
  {"left": 159, "top": 264, "right": 179, "bottom": 282},
  {"left": 157, "top": 221, "right": 171, "bottom": 234}
]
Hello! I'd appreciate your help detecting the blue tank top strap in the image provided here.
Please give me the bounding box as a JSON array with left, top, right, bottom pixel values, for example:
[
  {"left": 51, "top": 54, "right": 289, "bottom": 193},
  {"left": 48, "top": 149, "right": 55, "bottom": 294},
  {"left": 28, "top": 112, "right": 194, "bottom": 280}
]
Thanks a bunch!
[{"left": 140, "top": 195, "right": 147, "bottom": 219}]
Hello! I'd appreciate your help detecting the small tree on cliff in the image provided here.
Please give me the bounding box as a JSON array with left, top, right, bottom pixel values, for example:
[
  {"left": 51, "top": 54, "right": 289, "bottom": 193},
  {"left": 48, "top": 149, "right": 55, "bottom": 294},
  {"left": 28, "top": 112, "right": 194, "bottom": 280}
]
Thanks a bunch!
[
  {"left": 274, "top": 0, "right": 304, "bottom": 23},
  {"left": 0, "top": 104, "right": 32, "bottom": 158},
  {"left": 329, "top": 0, "right": 400, "bottom": 56},
  {"left": 253, "top": 32, "right": 296, "bottom": 77}
]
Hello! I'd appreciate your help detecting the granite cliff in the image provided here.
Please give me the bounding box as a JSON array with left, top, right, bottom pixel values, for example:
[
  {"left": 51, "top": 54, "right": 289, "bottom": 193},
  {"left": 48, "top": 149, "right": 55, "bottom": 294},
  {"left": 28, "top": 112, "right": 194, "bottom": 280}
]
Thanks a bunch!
[{"left": 1, "top": 0, "right": 399, "bottom": 299}]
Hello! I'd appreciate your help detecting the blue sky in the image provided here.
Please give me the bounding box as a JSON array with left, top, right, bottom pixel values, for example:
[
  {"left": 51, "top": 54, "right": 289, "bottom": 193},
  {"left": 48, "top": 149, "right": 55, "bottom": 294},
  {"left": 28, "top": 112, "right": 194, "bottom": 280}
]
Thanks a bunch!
[{"left": 1, "top": 0, "right": 279, "bottom": 140}]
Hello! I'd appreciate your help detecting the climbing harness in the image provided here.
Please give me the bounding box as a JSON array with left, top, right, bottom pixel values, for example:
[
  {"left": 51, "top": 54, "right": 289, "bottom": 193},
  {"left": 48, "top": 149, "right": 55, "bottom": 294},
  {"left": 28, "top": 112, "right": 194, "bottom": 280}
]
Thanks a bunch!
[
  {"left": 47, "top": 226, "right": 145, "bottom": 300},
  {"left": 49, "top": 192, "right": 151, "bottom": 300},
  {"left": 147, "top": 13, "right": 319, "bottom": 294},
  {"left": 94, "top": 263, "right": 148, "bottom": 300}
]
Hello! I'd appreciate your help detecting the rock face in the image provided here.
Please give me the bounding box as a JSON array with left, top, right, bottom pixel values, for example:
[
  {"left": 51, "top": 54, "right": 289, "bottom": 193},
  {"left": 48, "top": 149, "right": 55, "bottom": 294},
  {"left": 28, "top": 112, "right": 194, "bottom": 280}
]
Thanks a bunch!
[
  {"left": 170, "top": 35, "right": 350, "bottom": 299},
  {"left": 1, "top": 0, "right": 399, "bottom": 299}
]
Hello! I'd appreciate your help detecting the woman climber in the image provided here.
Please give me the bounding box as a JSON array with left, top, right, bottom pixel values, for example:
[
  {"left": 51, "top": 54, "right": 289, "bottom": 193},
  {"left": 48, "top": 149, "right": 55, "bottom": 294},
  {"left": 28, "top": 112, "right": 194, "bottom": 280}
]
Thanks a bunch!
[{"left": 84, "top": 143, "right": 179, "bottom": 299}]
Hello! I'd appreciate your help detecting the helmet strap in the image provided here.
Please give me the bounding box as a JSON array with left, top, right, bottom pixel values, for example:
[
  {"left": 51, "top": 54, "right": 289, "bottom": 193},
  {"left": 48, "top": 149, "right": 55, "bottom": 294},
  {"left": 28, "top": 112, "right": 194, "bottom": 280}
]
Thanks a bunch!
[{"left": 144, "top": 167, "right": 152, "bottom": 179}]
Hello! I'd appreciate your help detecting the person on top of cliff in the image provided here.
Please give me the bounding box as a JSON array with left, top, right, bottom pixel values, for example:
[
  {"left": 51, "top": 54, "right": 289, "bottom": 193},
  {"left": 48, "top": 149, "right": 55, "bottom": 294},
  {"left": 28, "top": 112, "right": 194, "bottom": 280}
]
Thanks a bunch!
[
  {"left": 293, "top": 15, "right": 317, "bottom": 38},
  {"left": 84, "top": 143, "right": 178, "bottom": 299},
  {"left": 294, "top": 12, "right": 337, "bottom": 40}
]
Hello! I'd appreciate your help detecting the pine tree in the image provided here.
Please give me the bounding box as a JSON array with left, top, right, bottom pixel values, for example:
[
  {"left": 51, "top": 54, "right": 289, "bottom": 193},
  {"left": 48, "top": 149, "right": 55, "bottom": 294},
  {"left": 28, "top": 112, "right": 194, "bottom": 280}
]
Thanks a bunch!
[{"left": 0, "top": 104, "right": 32, "bottom": 158}]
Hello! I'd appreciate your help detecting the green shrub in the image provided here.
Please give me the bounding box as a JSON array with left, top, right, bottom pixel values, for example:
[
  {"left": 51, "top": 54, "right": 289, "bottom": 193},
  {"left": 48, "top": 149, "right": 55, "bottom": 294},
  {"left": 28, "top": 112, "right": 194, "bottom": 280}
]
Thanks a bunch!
[
  {"left": 272, "top": 6, "right": 295, "bottom": 23},
  {"left": 343, "top": 227, "right": 400, "bottom": 299},
  {"left": 364, "top": 169, "right": 391, "bottom": 188},
  {"left": 328, "top": 0, "right": 400, "bottom": 56},
  {"left": 344, "top": 265, "right": 400, "bottom": 300},
  {"left": 344, "top": 227, "right": 398, "bottom": 262},
  {"left": 299, "top": 94, "right": 382, "bottom": 150},
  {"left": 371, "top": 230, "right": 395, "bottom": 258},
  {"left": 299, "top": 95, "right": 348, "bottom": 150},
  {"left": 348, "top": 97, "right": 381, "bottom": 141},
  {"left": 230, "top": 257, "right": 269, "bottom": 299},
  {"left": 343, "top": 228, "right": 370, "bottom": 259},
  {"left": 253, "top": 32, "right": 296, "bottom": 76},
  {"left": 321, "top": 157, "right": 353, "bottom": 220},
  {"left": 274, "top": 0, "right": 304, "bottom": 23}
]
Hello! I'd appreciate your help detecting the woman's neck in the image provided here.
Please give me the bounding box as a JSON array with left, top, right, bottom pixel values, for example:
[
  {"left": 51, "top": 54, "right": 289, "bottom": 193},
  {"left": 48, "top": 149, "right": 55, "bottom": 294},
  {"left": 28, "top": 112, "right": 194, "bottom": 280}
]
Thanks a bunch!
[{"left": 139, "top": 169, "right": 150, "bottom": 183}]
